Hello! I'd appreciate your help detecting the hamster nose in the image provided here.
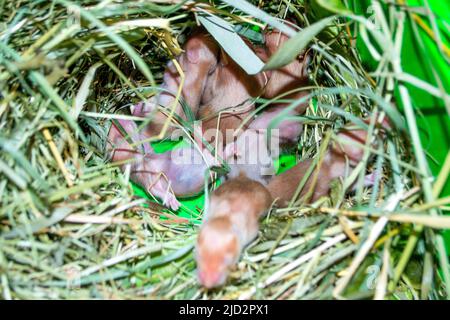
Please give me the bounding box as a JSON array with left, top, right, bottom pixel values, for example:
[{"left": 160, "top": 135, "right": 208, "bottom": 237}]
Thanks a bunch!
[{"left": 198, "top": 270, "right": 221, "bottom": 289}]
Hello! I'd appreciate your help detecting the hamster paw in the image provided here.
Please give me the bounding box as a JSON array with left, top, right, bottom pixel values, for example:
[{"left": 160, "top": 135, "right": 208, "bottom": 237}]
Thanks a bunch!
[{"left": 163, "top": 193, "right": 181, "bottom": 211}]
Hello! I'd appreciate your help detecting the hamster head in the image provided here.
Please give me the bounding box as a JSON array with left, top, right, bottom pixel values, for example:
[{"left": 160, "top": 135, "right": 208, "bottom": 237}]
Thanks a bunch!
[{"left": 195, "top": 217, "right": 240, "bottom": 289}]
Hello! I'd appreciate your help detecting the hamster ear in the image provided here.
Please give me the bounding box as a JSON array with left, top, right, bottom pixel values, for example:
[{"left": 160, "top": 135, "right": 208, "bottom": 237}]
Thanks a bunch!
[
  {"left": 186, "top": 46, "right": 199, "bottom": 64},
  {"left": 185, "top": 35, "right": 213, "bottom": 64}
]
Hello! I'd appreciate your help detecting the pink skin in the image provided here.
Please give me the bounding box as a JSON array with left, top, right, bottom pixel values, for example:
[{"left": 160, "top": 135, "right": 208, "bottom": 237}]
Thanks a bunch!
[
  {"left": 266, "top": 118, "right": 388, "bottom": 205},
  {"left": 200, "top": 50, "right": 263, "bottom": 111},
  {"left": 196, "top": 29, "right": 311, "bottom": 149},
  {"left": 223, "top": 128, "right": 278, "bottom": 185},
  {"left": 165, "top": 135, "right": 218, "bottom": 197},
  {"left": 256, "top": 30, "right": 311, "bottom": 116},
  {"left": 157, "top": 41, "right": 265, "bottom": 197},
  {"left": 222, "top": 105, "right": 304, "bottom": 185},
  {"left": 109, "top": 31, "right": 262, "bottom": 209},
  {"left": 197, "top": 48, "right": 265, "bottom": 149},
  {"left": 194, "top": 31, "right": 311, "bottom": 187},
  {"left": 107, "top": 119, "right": 216, "bottom": 210},
  {"left": 133, "top": 30, "right": 220, "bottom": 138},
  {"left": 219, "top": 29, "right": 311, "bottom": 183},
  {"left": 245, "top": 29, "right": 311, "bottom": 149}
]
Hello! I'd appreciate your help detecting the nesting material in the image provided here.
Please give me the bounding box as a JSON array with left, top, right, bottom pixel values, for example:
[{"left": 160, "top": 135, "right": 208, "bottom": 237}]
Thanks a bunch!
[{"left": 0, "top": 0, "right": 448, "bottom": 300}]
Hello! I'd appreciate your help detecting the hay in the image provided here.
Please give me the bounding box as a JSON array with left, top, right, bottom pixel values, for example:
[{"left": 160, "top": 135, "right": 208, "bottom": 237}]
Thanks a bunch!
[{"left": 0, "top": 0, "right": 448, "bottom": 300}]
